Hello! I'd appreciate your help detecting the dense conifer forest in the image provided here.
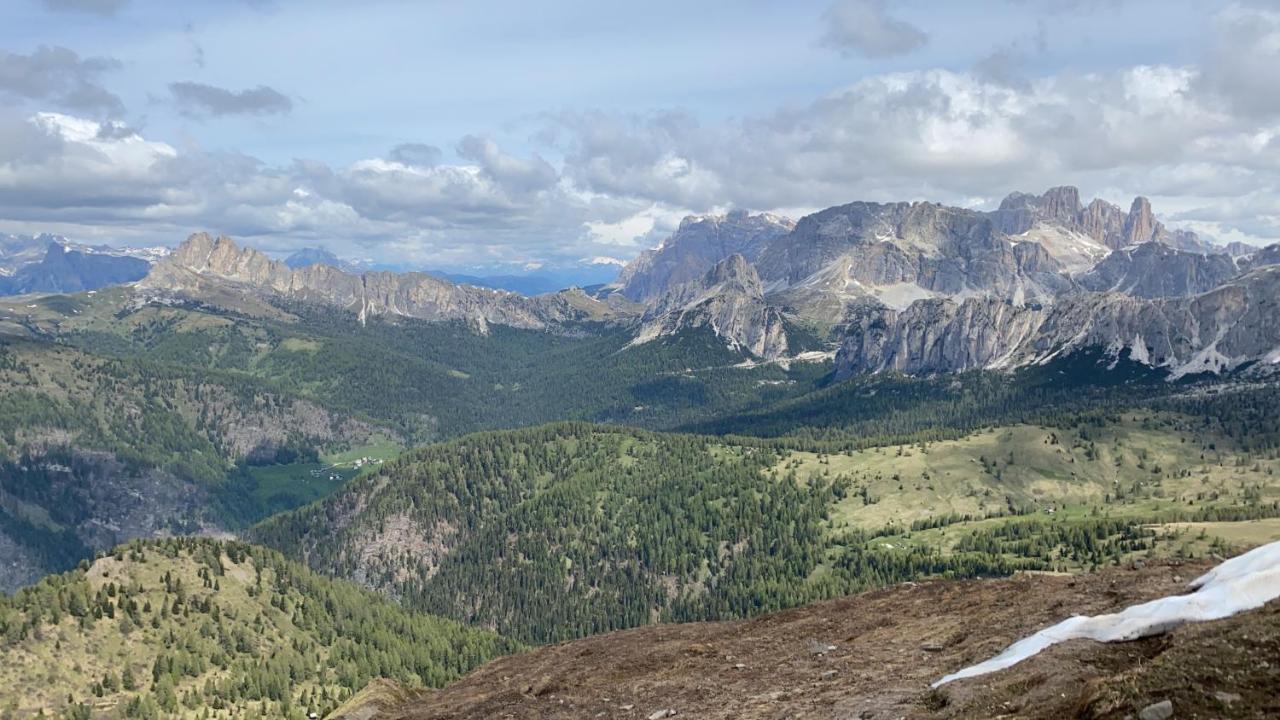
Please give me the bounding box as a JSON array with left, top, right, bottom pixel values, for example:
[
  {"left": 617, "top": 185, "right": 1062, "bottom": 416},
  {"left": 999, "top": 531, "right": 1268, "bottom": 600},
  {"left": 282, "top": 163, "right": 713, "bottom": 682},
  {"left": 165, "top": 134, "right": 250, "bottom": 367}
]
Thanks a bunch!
[{"left": 0, "top": 538, "right": 514, "bottom": 719}]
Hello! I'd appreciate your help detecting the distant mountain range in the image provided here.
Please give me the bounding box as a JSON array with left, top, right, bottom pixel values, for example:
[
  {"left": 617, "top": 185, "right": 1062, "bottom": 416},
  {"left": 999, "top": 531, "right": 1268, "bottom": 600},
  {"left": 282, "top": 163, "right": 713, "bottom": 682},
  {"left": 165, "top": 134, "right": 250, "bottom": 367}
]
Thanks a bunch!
[
  {"left": 282, "top": 246, "right": 622, "bottom": 296},
  {"left": 0, "top": 233, "right": 165, "bottom": 296},
  {"left": 12, "top": 184, "right": 1279, "bottom": 380},
  {"left": 607, "top": 187, "right": 1280, "bottom": 375},
  {"left": 143, "top": 233, "right": 627, "bottom": 332}
]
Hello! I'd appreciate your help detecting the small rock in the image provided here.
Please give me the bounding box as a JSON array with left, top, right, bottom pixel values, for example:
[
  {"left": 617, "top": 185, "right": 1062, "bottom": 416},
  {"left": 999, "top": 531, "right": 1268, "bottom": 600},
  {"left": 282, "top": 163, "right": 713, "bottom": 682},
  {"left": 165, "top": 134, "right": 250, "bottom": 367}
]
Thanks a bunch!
[
  {"left": 620, "top": 704, "right": 634, "bottom": 711},
  {"left": 820, "top": 670, "right": 838, "bottom": 680},
  {"left": 1213, "top": 691, "right": 1242, "bottom": 705},
  {"left": 647, "top": 710, "right": 676, "bottom": 720},
  {"left": 920, "top": 643, "right": 943, "bottom": 652},
  {"left": 1138, "top": 699, "right": 1173, "bottom": 720},
  {"left": 528, "top": 675, "right": 554, "bottom": 696},
  {"left": 733, "top": 663, "right": 746, "bottom": 669}
]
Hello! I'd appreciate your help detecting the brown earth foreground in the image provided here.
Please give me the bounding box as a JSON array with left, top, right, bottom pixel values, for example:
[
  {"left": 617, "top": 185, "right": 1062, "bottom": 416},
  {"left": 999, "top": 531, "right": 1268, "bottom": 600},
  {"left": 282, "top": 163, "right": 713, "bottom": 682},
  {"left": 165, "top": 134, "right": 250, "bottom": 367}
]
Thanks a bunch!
[{"left": 336, "top": 561, "right": 1280, "bottom": 720}]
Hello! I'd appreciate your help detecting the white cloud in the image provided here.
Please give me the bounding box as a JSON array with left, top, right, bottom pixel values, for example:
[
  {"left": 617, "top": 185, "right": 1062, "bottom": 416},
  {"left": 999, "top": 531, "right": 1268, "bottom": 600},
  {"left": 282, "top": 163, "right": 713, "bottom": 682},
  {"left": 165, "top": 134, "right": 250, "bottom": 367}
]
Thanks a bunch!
[
  {"left": 2, "top": 2, "right": 1278, "bottom": 263},
  {"left": 1196, "top": 2, "right": 1280, "bottom": 119},
  {"left": 820, "top": 0, "right": 928, "bottom": 58},
  {"left": 550, "top": 49, "right": 1280, "bottom": 244},
  {"left": 0, "top": 46, "right": 124, "bottom": 117}
]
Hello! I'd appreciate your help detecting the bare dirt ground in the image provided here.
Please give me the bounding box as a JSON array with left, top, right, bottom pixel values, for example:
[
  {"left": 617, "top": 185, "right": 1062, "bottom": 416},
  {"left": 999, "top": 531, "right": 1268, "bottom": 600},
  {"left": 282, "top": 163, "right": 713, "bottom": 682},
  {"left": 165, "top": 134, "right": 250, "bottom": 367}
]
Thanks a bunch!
[{"left": 354, "top": 560, "right": 1280, "bottom": 720}]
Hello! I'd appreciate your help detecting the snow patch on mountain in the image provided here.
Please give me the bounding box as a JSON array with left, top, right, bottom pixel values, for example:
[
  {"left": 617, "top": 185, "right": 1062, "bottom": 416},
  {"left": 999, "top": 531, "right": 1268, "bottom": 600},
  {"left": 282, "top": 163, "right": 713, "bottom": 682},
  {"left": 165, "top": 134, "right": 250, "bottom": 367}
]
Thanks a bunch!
[{"left": 933, "top": 540, "right": 1280, "bottom": 687}]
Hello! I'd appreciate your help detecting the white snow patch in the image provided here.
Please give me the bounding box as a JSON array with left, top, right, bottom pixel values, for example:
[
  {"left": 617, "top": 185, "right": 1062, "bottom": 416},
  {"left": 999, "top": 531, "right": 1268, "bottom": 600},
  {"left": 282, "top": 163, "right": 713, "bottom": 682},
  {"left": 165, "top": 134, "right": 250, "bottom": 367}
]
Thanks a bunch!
[{"left": 933, "top": 539, "right": 1280, "bottom": 688}]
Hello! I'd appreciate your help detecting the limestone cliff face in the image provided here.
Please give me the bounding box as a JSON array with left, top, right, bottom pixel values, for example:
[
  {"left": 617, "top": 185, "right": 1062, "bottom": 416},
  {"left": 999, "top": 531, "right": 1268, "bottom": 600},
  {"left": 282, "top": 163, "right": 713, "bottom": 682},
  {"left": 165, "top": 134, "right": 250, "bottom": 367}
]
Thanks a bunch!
[
  {"left": 1122, "top": 197, "right": 1157, "bottom": 246},
  {"left": 1078, "top": 241, "right": 1243, "bottom": 298},
  {"left": 615, "top": 210, "right": 794, "bottom": 303},
  {"left": 142, "top": 233, "right": 617, "bottom": 330},
  {"left": 991, "top": 187, "right": 1201, "bottom": 252},
  {"left": 834, "top": 265, "right": 1280, "bottom": 378},
  {"left": 835, "top": 298, "right": 1044, "bottom": 375},
  {"left": 753, "top": 201, "right": 1070, "bottom": 325},
  {"left": 631, "top": 254, "right": 789, "bottom": 359},
  {"left": 1238, "top": 243, "right": 1280, "bottom": 271}
]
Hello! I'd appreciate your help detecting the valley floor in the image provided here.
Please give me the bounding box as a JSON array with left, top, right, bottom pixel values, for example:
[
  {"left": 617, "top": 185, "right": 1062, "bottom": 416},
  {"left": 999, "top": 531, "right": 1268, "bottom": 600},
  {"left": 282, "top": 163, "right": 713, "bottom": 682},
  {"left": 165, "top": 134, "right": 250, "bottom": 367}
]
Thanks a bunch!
[{"left": 339, "top": 558, "right": 1279, "bottom": 720}]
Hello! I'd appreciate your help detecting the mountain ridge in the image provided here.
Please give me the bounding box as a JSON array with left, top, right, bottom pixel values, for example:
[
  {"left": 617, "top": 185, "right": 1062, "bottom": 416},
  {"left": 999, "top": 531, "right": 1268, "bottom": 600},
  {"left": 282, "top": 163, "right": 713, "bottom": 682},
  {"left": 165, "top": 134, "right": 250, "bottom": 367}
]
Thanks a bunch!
[{"left": 141, "top": 232, "right": 623, "bottom": 331}]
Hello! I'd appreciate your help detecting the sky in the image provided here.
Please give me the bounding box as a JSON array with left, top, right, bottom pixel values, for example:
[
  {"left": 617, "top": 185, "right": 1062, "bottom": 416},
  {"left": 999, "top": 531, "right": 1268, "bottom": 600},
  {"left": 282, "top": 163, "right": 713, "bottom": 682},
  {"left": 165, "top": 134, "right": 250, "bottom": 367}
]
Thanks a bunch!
[{"left": 0, "top": 0, "right": 1278, "bottom": 273}]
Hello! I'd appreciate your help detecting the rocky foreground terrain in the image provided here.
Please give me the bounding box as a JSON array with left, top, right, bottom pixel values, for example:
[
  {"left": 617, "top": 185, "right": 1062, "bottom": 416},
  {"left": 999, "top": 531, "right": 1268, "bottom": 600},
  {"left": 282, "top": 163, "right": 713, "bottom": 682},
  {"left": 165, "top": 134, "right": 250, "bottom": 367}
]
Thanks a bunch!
[{"left": 332, "top": 560, "right": 1279, "bottom": 720}]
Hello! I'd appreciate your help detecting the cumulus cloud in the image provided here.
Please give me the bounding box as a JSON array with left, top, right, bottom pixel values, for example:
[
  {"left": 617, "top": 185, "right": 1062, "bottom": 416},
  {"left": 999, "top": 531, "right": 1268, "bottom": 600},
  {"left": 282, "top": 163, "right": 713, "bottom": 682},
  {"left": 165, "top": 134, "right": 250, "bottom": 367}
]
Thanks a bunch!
[
  {"left": 0, "top": 110, "right": 637, "bottom": 266},
  {"left": 2, "top": 2, "right": 1277, "bottom": 264},
  {"left": 456, "top": 135, "right": 558, "bottom": 197},
  {"left": 820, "top": 0, "right": 928, "bottom": 58},
  {"left": 41, "top": 0, "right": 126, "bottom": 16},
  {"left": 0, "top": 46, "right": 124, "bottom": 116},
  {"left": 0, "top": 112, "right": 179, "bottom": 219},
  {"left": 169, "top": 82, "right": 293, "bottom": 117},
  {"left": 387, "top": 143, "right": 442, "bottom": 168},
  {"left": 1196, "top": 3, "right": 1280, "bottom": 119},
  {"left": 549, "top": 57, "right": 1279, "bottom": 243}
]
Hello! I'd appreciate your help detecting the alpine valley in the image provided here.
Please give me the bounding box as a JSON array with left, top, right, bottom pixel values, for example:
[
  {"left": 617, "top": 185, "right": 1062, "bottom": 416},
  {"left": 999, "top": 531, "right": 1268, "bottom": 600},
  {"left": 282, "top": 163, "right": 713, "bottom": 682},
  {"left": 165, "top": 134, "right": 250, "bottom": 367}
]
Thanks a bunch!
[{"left": 4, "top": 186, "right": 1280, "bottom": 719}]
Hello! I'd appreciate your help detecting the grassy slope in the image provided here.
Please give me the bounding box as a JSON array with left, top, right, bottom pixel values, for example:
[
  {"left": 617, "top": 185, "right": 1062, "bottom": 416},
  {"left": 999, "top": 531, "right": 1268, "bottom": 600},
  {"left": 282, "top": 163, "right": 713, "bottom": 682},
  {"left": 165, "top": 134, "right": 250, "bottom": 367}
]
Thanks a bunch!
[
  {"left": 235, "top": 437, "right": 402, "bottom": 524},
  {"left": 253, "top": 414, "right": 1280, "bottom": 647},
  {"left": 783, "top": 414, "right": 1279, "bottom": 533},
  {"left": 0, "top": 538, "right": 514, "bottom": 720},
  {"left": 781, "top": 412, "right": 1280, "bottom": 575}
]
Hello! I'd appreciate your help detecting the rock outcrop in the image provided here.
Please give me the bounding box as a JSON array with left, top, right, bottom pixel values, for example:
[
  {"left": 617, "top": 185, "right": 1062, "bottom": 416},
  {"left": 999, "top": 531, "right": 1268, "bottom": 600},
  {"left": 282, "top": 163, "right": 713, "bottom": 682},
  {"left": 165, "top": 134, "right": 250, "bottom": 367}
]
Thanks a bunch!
[
  {"left": 631, "top": 254, "right": 789, "bottom": 359},
  {"left": 615, "top": 210, "right": 794, "bottom": 302},
  {"left": 141, "top": 233, "right": 619, "bottom": 331},
  {"left": 753, "top": 201, "right": 1070, "bottom": 325},
  {"left": 835, "top": 265, "right": 1280, "bottom": 378},
  {"left": 1078, "top": 241, "right": 1243, "bottom": 298},
  {"left": 990, "top": 187, "right": 1201, "bottom": 252}
]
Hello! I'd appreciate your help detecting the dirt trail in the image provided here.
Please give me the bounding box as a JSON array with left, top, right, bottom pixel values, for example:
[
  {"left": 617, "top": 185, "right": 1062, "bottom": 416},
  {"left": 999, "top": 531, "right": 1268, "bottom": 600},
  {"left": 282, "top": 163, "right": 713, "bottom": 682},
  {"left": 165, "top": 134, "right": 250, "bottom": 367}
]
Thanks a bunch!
[{"left": 363, "top": 560, "right": 1279, "bottom": 720}]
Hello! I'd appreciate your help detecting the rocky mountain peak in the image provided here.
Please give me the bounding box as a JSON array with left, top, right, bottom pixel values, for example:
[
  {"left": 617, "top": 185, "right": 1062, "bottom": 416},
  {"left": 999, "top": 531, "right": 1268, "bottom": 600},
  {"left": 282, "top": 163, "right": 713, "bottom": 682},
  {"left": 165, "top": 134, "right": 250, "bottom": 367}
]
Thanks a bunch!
[
  {"left": 990, "top": 187, "right": 1197, "bottom": 253},
  {"left": 1040, "top": 185, "right": 1083, "bottom": 223},
  {"left": 615, "top": 211, "right": 793, "bottom": 302},
  {"left": 143, "top": 232, "right": 619, "bottom": 331},
  {"left": 704, "top": 253, "right": 760, "bottom": 293},
  {"left": 285, "top": 246, "right": 348, "bottom": 270},
  {"left": 1123, "top": 196, "right": 1157, "bottom": 245},
  {"left": 631, "top": 253, "right": 787, "bottom": 360}
]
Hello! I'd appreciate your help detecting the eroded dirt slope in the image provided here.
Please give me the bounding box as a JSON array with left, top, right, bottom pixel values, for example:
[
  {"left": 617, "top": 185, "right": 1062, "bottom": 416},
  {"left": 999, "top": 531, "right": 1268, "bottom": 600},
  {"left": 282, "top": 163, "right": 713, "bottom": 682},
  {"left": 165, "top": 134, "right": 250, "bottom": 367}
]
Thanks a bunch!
[{"left": 344, "top": 560, "right": 1280, "bottom": 719}]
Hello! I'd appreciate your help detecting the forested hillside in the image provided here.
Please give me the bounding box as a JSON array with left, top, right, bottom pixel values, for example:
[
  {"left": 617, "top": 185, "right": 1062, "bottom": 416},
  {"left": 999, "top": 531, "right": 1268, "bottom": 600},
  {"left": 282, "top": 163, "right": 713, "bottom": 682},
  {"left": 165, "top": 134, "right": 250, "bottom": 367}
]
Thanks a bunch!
[
  {"left": 0, "top": 538, "right": 514, "bottom": 719},
  {"left": 3, "top": 290, "right": 827, "bottom": 441},
  {"left": 252, "top": 412, "right": 1280, "bottom": 645},
  {"left": 0, "top": 290, "right": 826, "bottom": 591},
  {"left": 0, "top": 336, "right": 386, "bottom": 590}
]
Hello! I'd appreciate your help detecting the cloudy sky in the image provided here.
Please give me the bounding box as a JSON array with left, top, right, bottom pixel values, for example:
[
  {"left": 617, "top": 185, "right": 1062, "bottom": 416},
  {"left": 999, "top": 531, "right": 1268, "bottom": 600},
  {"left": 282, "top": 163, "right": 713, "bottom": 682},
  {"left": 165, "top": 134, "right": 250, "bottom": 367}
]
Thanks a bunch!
[{"left": 0, "top": 0, "right": 1277, "bottom": 273}]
